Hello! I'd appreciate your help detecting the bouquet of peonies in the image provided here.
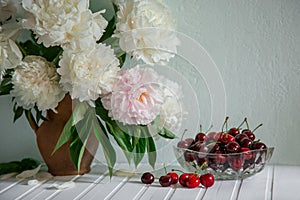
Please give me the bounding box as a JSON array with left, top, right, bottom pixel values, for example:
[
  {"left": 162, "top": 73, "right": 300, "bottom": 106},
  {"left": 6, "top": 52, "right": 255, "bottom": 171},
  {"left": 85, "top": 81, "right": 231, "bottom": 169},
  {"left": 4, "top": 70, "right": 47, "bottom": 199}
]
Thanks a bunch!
[{"left": 0, "top": 0, "right": 182, "bottom": 175}]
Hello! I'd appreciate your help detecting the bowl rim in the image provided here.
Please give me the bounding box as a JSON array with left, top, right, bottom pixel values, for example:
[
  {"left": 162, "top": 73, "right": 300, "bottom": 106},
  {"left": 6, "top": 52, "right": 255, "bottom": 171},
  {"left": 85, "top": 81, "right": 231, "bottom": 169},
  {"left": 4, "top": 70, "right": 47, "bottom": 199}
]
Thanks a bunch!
[{"left": 173, "top": 145, "right": 274, "bottom": 156}]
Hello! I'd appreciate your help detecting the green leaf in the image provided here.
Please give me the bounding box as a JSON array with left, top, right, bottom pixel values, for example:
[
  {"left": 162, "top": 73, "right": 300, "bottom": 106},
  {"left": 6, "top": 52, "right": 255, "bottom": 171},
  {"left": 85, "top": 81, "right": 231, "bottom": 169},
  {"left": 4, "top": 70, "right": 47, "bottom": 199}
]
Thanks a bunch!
[
  {"left": 144, "top": 128, "right": 157, "bottom": 169},
  {"left": 99, "top": 15, "right": 116, "bottom": 43},
  {"left": 69, "top": 132, "right": 83, "bottom": 170},
  {"left": 17, "top": 32, "right": 62, "bottom": 63},
  {"left": 13, "top": 105, "right": 24, "bottom": 122},
  {"left": 52, "top": 116, "right": 75, "bottom": 155},
  {"left": 93, "top": 117, "right": 116, "bottom": 177},
  {"left": 158, "top": 127, "right": 177, "bottom": 139},
  {"left": 72, "top": 102, "right": 89, "bottom": 126},
  {"left": 133, "top": 137, "right": 146, "bottom": 167},
  {"left": 0, "top": 82, "right": 13, "bottom": 95}
]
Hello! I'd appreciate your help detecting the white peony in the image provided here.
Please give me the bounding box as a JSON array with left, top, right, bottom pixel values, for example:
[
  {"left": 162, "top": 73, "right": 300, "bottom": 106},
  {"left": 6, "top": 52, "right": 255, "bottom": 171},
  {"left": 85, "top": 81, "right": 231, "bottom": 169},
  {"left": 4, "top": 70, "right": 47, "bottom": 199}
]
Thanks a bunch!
[
  {"left": 11, "top": 56, "right": 65, "bottom": 112},
  {"left": 115, "top": 0, "right": 180, "bottom": 65},
  {"left": 0, "top": 0, "right": 26, "bottom": 23},
  {"left": 58, "top": 43, "right": 120, "bottom": 102},
  {"left": 22, "top": 0, "right": 108, "bottom": 50},
  {"left": 0, "top": 23, "right": 23, "bottom": 80},
  {"left": 159, "top": 79, "right": 184, "bottom": 131}
]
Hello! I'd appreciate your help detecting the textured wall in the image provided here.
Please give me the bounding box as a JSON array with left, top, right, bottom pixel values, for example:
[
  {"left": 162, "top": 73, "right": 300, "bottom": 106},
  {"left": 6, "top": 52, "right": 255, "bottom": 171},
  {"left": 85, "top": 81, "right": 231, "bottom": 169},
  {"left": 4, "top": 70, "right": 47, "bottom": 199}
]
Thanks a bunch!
[
  {"left": 165, "top": 0, "right": 300, "bottom": 165},
  {"left": 0, "top": 0, "right": 300, "bottom": 165}
]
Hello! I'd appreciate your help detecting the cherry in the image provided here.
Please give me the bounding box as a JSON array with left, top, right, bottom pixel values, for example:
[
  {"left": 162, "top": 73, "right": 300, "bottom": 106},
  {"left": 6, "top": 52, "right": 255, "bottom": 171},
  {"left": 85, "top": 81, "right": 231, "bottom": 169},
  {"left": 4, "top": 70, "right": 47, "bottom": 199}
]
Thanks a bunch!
[
  {"left": 185, "top": 138, "right": 195, "bottom": 146},
  {"left": 189, "top": 142, "right": 208, "bottom": 153},
  {"left": 200, "top": 173, "right": 215, "bottom": 188},
  {"left": 167, "top": 172, "right": 178, "bottom": 184},
  {"left": 240, "top": 147, "right": 252, "bottom": 160},
  {"left": 184, "top": 151, "right": 195, "bottom": 162},
  {"left": 207, "top": 131, "right": 217, "bottom": 139},
  {"left": 242, "top": 129, "right": 256, "bottom": 141},
  {"left": 179, "top": 173, "right": 192, "bottom": 187},
  {"left": 252, "top": 142, "right": 267, "bottom": 150},
  {"left": 159, "top": 175, "right": 172, "bottom": 187},
  {"left": 229, "top": 157, "right": 243, "bottom": 171},
  {"left": 141, "top": 172, "right": 154, "bottom": 184},
  {"left": 228, "top": 128, "right": 240, "bottom": 137},
  {"left": 211, "top": 151, "right": 227, "bottom": 164},
  {"left": 235, "top": 133, "right": 249, "bottom": 143},
  {"left": 239, "top": 137, "right": 252, "bottom": 148},
  {"left": 226, "top": 141, "right": 241, "bottom": 153},
  {"left": 186, "top": 174, "right": 201, "bottom": 188},
  {"left": 220, "top": 133, "right": 235, "bottom": 144},
  {"left": 195, "top": 132, "right": 207, "bottom": 143},
  {"left": 177, "top": 140, "right": 190, "bottom": 148}
]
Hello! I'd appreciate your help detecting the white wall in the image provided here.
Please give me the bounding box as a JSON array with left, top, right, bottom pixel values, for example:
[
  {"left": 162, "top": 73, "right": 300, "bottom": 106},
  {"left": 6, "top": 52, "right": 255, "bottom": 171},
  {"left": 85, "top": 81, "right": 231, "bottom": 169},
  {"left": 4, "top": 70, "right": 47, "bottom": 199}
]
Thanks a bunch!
[{"left": 0, "top": 0, "right": 300, "bottom": 165}]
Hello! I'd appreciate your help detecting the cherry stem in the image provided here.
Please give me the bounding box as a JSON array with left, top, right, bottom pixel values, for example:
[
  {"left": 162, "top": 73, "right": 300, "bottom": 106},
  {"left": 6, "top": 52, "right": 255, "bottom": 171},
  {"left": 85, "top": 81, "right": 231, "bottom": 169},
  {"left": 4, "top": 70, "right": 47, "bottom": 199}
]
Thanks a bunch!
[
  {"left": 199, "top": 124, "right": 202, "bottom": 133},
  {"left": 195, "top": 161, "right": 207, "bottom": 175},
  {"left": 244, "top": 117, "right": 249, "bottom": 129},
  {"left": 171, "top": 169, "right": 185, "bottom": 173},
  {"left": 205, "top": 124, "right": 213, "bottom": 134},
  {"left": 222, "top": 116, "right": 229, "bottom": 133},
  {"left": 180, "top": 129, "right": 188, "bottom": 141},
  {"left": 252, "top": 123, "right": 263, "bottom": 133},
  {"left": 237, "top": 118, "right": 246, "bottom": 129},
  {"left": 163, "top": 163, "right": 167, "bottom": 174}
]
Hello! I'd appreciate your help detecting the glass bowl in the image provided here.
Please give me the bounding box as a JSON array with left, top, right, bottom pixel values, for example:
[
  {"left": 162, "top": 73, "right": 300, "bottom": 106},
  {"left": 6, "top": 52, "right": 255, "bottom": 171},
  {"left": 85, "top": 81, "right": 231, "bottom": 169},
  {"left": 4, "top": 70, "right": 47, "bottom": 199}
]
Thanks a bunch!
[{"left": 173, "top": 146, "right": 274, "bottom": 180}]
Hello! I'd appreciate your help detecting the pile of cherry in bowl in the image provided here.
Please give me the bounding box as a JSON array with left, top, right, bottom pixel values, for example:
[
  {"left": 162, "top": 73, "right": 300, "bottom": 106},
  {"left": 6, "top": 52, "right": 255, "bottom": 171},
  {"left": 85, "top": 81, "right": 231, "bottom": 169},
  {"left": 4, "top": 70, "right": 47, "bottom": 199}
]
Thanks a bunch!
[{"left": 174, "top": 117, "right": 274, "bottom": 180}]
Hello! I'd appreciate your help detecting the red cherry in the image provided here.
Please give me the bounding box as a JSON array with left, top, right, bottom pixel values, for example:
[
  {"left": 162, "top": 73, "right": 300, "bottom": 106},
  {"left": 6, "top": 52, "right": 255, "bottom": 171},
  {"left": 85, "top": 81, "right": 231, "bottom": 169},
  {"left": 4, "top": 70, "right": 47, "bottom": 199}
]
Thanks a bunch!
[
  {"left": 229, "top": 157, "right": 243, "bottom": 171},
  {"left": 239, "top": 137, "right": 252, "bottom": 148},
  {"left": 207, "top": 131, "right": 217, "bottom": 139},
  {"left": 225, "top": 141, "right": 241, "bottom": 153},
  {"left": 179, "top": 173, "right": 192, "bottom": 187},
  {"left": 141, "top": 172, "right": 154, "bottom": 184},
  {"left": 242, "top": 129, "right": 256, "bottom": 141},
  {"left": 200, "top": 173, "right": 215, "bottom": 188},
  {"left": 240, "top": 147, "right": 252, "bottom": 160},
  {"left": 220, "top": 134, "right": 235, "bottom": 144},
  {"left": 235, "top": 133, "right": 249, "bottom": 143},
  {"left": 252, "top": 142, "right": 267, "bottom": 150},
  {"left": 177, "top": 140, "right": 189, "bottom": 148},
  {"left": 185, "top": 138, "right": 195, "bottom": 145},
  {"left": 228, "top": 128, "right": 240, "bottom": 137},
  {"left": 195, "top": 132, "right": 207, "bottom": 143},
  {"left": 167, "top": 172, "right": 179, "bottom": 184},
  {"left": 186, "top": 174, "right": 200, "bottom": 188},
  {"left": 159, "top": 175, "right": 172, "bottom": 187},
  {"left": 184, "top": 151, "right": 195, "bottom": 162},
  {"left": 212, "top": 151, "right": 227, "bottom": 164}
]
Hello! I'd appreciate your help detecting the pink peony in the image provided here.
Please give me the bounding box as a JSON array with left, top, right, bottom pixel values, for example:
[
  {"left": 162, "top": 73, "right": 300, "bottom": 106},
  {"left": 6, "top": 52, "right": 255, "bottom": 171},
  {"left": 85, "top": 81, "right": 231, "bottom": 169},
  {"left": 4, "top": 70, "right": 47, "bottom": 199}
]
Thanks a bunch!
[{"left": 102, "top": 65, "right": 164, "bottom": 125}]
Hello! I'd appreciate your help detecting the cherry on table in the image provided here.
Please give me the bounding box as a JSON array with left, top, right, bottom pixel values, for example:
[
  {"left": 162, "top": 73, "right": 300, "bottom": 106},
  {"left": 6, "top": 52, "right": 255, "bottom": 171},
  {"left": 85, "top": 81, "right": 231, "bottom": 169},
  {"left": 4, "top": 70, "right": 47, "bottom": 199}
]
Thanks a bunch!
[
  {"left": 167, "top": 172, "right": 178, "bottom": 184},
  {"left": 200, "top": 173, "right": 215, "bottom": 188},
  {"left": 141, "top": 172, "right": 154, "bottom": 184},
  {"left": 159, "top": 175, "right": 172, "bottom": 187},
  {"left": 179, "top": 173, "right": 192, "bottom": 187},
  {"left": 186, "top": 174, "right": 201, "bottom": 188}
]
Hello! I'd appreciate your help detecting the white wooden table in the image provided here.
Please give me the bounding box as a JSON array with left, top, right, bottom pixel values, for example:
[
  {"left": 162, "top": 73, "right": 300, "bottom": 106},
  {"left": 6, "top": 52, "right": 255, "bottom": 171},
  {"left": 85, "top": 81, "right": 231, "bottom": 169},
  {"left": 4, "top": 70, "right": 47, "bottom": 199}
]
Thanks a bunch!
[{"left": 0, "top": 165, "right": 299, "bottom": 200}]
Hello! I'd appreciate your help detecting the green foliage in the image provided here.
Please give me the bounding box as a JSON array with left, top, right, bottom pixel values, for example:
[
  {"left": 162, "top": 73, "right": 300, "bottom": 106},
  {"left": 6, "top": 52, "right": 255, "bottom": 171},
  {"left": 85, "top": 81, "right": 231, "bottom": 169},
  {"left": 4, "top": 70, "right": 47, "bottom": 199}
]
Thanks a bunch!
[
  {"left": 17, "top": 31, "right": 62, "bottom": 64},
  {"left": 0, "top": 70, "right": 13, "bottom": 96},
  {"left": 0, "top": 158, "right": 40, "bottom": 175}
]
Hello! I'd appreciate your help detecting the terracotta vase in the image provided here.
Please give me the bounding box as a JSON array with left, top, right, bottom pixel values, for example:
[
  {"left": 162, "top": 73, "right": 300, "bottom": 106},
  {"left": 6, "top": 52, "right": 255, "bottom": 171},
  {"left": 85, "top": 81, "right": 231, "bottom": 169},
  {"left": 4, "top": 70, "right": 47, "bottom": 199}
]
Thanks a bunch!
[{"left": 28, "top": 94, "right": 99, "bottom": 176}]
